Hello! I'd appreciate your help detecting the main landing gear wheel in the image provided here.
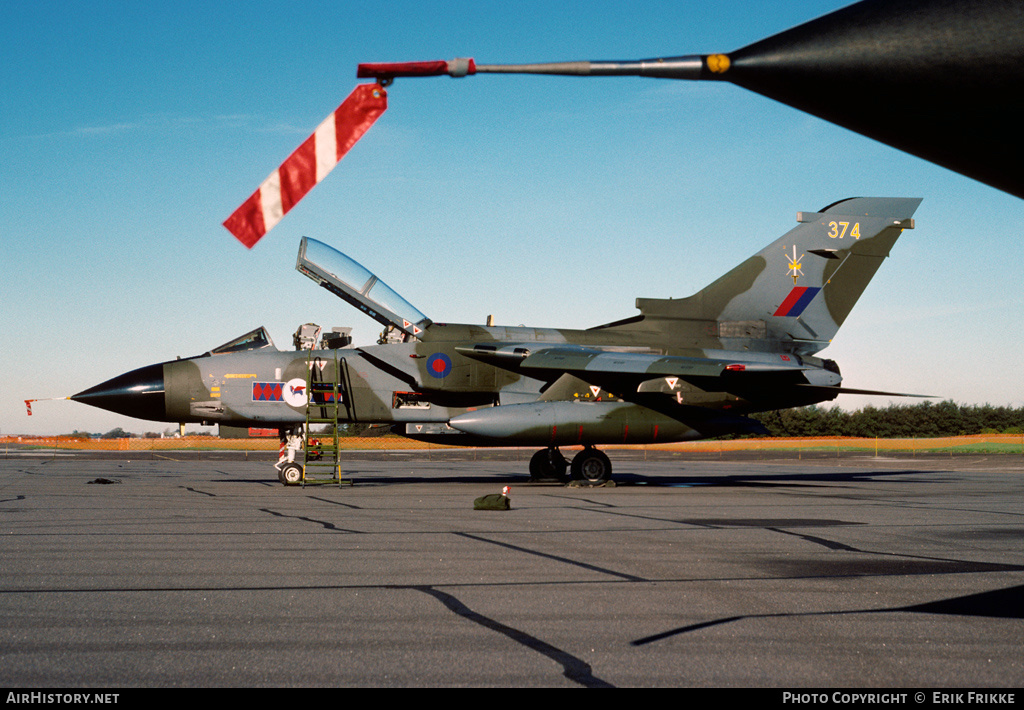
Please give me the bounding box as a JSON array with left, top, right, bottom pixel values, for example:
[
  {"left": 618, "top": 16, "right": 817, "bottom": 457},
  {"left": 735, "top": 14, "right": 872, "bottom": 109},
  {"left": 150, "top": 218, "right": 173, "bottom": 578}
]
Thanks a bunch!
[
  {"left": 570, "top": 447, "right": 612, "bottom": 484},
  {"left": 278, "top": 463, "right": 302, "bottom": 486},
  {"left": 529, "top": 447, "right": 568, "bottom": 481}
]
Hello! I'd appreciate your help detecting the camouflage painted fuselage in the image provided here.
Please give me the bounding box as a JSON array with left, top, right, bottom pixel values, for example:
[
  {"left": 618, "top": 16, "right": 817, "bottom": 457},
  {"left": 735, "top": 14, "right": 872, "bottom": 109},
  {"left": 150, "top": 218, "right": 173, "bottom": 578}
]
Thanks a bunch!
[{"left": 72, "top": 197, "right": 921, "bottom": 447}]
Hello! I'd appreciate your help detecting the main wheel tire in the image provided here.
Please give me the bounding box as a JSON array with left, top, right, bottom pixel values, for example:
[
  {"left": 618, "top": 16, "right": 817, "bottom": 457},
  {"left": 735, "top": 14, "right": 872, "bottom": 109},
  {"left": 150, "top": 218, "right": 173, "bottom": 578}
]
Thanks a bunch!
[
  {"left": 570, "top": 449, "right": 612, "bottom": 484},
  {"left": 278, "top": 462, "right": 303, "bottom": 486},
  {"left": 529, "top": 448, "right": 568, "bottom": 481}
]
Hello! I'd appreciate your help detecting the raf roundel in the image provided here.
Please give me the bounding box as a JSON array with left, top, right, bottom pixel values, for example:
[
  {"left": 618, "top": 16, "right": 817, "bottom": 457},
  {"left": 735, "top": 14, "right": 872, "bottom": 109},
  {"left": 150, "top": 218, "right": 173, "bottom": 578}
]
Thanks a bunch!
[{"left": 426, "top": 353, "right": 452, "bottom": 379}]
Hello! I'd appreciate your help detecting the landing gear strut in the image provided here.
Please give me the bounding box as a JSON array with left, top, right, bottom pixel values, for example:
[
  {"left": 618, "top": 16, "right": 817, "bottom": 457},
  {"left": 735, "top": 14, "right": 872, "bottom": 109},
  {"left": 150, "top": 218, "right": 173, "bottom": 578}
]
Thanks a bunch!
[{"left": 275, "top": 426, "right": 303, "bottom": 486}]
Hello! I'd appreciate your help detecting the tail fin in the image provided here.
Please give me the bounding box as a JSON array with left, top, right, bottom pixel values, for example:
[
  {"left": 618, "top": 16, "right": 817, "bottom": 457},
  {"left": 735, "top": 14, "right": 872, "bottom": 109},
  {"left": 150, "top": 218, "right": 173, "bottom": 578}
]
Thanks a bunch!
[{"left": 632, "top": 197, "right": 921, "bottom": 353}]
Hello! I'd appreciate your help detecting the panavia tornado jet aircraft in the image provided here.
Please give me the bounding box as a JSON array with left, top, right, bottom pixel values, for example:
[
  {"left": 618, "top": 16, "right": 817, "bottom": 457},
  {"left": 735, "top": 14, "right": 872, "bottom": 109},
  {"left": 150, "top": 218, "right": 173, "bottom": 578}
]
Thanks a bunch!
[{"left": 71, "top": 196, "right": 922, "bottom": 485}]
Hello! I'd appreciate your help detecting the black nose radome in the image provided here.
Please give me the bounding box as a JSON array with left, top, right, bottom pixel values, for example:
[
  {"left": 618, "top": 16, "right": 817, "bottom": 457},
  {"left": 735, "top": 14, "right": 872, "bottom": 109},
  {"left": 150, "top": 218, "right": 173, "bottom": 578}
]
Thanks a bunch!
[{"left": 71, "top": 363, "right": 168, "bottom": 421}]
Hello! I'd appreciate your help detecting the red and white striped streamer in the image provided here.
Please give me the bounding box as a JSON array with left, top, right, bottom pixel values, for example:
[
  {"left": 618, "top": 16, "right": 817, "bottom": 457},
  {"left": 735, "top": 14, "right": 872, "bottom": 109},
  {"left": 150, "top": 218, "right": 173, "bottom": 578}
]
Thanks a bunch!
[
  {"left": 223, "top": 83, "right": 388, "bottom": 248},
  {"left": 24, "top": 396, "right": 69, "bottom": 416}
]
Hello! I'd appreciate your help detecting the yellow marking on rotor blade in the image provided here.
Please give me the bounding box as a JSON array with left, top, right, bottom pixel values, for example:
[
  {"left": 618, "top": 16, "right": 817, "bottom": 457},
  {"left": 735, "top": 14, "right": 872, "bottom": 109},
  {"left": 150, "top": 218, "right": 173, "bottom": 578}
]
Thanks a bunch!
[
  {"left": 224, "top": 374, "right": 257, "bottom": 378},
  {"left": 707, "top": 54, "right": 730, "bottom": 73}
]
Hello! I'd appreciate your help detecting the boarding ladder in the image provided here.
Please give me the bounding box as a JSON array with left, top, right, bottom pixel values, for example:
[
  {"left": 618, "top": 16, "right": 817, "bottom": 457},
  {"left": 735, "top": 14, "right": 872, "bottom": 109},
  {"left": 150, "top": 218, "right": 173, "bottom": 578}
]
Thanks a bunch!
[{"left": 300, "top": 350, "right": 351, "bottom": 487}]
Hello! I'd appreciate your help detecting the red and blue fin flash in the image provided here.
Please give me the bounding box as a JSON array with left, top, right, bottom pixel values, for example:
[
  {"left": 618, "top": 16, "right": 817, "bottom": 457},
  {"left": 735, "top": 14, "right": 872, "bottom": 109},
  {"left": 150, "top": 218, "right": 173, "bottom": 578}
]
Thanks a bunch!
[{"left": 773, "top": 286, "right": 821, "bottom": 317}]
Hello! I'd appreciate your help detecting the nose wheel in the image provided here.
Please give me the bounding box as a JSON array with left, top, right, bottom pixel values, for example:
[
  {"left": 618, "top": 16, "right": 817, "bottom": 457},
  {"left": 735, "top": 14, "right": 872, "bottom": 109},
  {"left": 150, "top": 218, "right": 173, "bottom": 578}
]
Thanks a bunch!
[{"left": 277, "top": 462, "right": 303, "bottom": 486}]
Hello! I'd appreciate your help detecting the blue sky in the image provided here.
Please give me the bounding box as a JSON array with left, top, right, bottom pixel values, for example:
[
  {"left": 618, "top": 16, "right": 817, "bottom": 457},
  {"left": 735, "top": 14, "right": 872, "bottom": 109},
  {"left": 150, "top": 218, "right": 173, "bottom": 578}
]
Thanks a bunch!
[{"left": 4, "top": 0, "right": 1023, "bottom": 435}]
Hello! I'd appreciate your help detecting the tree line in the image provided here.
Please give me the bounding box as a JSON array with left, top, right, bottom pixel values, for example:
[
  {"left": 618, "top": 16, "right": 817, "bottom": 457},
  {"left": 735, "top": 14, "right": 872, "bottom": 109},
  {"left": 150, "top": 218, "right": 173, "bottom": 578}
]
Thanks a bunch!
[{"left": 752, "top": 401, "right": 1024, "bottom": 438}]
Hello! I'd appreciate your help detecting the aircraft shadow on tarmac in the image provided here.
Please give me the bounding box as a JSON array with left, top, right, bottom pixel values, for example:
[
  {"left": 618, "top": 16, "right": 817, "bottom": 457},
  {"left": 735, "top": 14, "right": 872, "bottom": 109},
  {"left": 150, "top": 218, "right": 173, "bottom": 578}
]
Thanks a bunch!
[
  {"left": 612, "top": 468, "right": 945, "bottom": 488},
  {"left": 632, "top": 584, "right": 1024, "bottom": 647},
  {"left": 230, "top": 466, "right": 945, "bottom": 488}
]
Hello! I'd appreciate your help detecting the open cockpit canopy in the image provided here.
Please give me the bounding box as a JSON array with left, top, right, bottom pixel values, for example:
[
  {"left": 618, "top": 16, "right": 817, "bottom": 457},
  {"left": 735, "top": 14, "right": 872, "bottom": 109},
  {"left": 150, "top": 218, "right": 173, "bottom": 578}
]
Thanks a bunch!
[{"left": 296, "top": 237, "right": 430, "bottom": 339}]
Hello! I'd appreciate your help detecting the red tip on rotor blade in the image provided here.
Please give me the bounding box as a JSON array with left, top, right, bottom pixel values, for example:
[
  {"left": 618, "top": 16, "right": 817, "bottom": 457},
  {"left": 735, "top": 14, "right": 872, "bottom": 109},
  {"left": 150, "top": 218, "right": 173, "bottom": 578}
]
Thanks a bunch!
[{"left": 357, "top": 59, "right": 475, "bottom": 78}]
